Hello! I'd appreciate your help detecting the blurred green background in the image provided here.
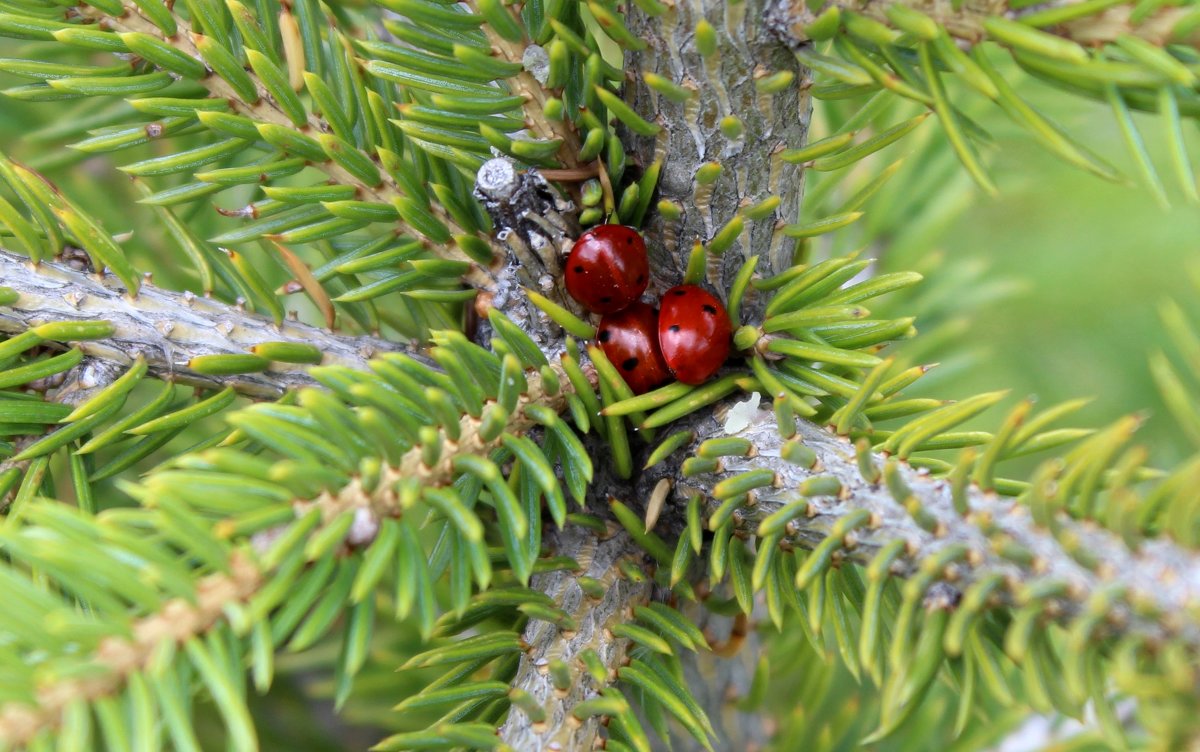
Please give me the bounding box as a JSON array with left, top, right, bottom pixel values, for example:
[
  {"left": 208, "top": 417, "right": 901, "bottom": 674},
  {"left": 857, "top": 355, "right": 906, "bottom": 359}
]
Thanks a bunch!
[
  {"left": 925, "top": 69, "right": 1200, "bottom": 468},
  {"left": 804, "top": 55, "right": 1200, "bottom": 472}
]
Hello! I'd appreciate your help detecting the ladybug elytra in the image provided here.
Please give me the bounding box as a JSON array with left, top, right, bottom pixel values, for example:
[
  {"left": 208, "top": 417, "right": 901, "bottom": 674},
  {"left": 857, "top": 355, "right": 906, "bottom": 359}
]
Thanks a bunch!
[
  {"left": 597, "top": 301, "right": 672, "bottom": 395},
  {"left": 658, "top": 285, "right": 732, "bottom": 385},
  {"left": 564, "top": 224, "right": 649, "bottom": 314}
]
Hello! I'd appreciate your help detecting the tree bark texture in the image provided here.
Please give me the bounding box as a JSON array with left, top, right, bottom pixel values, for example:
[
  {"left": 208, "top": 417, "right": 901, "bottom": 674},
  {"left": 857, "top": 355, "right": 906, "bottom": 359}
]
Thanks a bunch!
[
  {"left": 636, "top": 396, "right": 1200, "bottom": 650},
  {"left": 627, "top": 0, "right": 811, "bottom": 290},
  {"left": 498, "top": 526, "right": 652, "bottom": 751},
  {"left": 0, "top": 250, "right": 405, "bottom": 398}
]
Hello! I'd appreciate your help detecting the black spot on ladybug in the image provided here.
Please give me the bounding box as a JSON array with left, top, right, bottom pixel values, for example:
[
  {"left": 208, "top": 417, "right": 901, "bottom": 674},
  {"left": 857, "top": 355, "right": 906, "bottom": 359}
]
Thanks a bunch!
[
  {"left": 626, "top": 237, "right": 633, "bottom": 244},
  {"left": 672, "top": 289, "right": 687, "bottom": 296},
  {"left": 598, "top": 329, "right": 611, "bottom": 342},
  {"left": 637, "top": 274, "right": 645, "bottom": 284},
  {"left": 622, "top": 357, "right": 639, "bottom": 371},
  {"left": 669, "top": 325, "right": 680, "bottom": 333},
  {"left": 599, "top": 296, "right": 612, "bottom": 303},
  {"left": 574, "top": 265, "right": 585, "bottom": 273},
  {"left": 702, "top": 305, "right": 717, "bottom": 315}
]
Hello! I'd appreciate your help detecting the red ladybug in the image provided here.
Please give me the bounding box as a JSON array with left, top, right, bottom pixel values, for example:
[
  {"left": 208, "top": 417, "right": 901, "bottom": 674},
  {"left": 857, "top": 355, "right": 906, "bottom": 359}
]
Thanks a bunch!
[
  {"left": 597, "top": 302, "right": 671, "bottom": 395},
  {"left": 564, "top": 225, "right": 649, "bottom": 314},
  {"left": 658, "top": 285, "right": 732, "bottom": 385}
]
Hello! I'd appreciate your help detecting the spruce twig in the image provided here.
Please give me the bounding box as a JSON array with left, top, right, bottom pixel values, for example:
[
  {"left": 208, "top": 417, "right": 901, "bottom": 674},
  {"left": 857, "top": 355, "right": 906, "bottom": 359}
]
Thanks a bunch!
[
  {"left": 642, "top": 399, "right": 1200, "bottom": 650},
  {"left": 0, "top": 363, "right": 576, "bottom": 746},
  {"left": 76, "top": 0, "right": 498, "bottom": 288}
]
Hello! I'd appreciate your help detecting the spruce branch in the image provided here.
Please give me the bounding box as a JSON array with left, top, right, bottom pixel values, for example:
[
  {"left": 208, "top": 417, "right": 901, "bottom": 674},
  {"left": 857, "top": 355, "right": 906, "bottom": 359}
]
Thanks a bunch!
[
  {"left": 638, "top": 398, "right": 1200, "bottom": 651},
  {"left": 0, "top": 553, "right": 262, "bottom": 748},
  {"left": 0, "top": 248, "right": 403, "bottom": 397},
  {"left": 8, "top": 0, "right": 1198, "bottom": 743},
  {"left": 498, "top": 526, "right": 652, "bottom": 751},
  {"left": 0, "top": 357, "right": 578, "bottom": 747},
  {"left": 768, "top": 0, "right": 1200, "bottom": 48},
  {"left": 613, "top": 0, "right": 1200, "bottom": 664},
  {"left": 297, "top": 362, "right": 574, "bottom": 523},
  {"left": 77, "top": 0, "right": 497, "bottom": 288}
]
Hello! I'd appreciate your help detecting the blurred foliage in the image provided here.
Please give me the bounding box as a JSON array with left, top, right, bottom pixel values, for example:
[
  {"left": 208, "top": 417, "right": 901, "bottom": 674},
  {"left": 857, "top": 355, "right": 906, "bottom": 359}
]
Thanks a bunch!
[
  {"left": 801, "top": 55, "right": 1200, "bottom": 472},
  {"left": 932, "top": 84, "right": 1200, "bottom": 467}
]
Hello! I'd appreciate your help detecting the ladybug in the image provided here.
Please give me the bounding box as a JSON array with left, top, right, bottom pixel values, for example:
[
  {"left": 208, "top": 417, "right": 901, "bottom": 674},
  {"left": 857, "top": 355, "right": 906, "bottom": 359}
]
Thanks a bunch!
[
  {"left": 658, "top": 285, "right": 732, "bottom": 385},
  {"left": 597, "top": 302, "right": 671, "bottom": 395},
  {"left": 564, "top": 224, "right": 649, "bottom": 314}
]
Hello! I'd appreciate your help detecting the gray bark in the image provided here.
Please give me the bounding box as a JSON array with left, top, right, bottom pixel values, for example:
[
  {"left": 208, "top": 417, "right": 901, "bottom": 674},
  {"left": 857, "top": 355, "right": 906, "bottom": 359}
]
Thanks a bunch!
[
  {"left": 0, "top": 249, "right": 405, "bottom": 398},
  {"left": 474, "top": 158, "right": 581, "bottom": 364},
  {"left": 669, "top": 606, "right": 773, "bottom": 752},
  {"left": 636, "top": 397, "right": 1200, "bottom": 650},
  {"left": 498, "top": 526, "right": 652, "bottom": 751},
  {"left": 626, "top": 0, "right": 810, "bottom": 291}
]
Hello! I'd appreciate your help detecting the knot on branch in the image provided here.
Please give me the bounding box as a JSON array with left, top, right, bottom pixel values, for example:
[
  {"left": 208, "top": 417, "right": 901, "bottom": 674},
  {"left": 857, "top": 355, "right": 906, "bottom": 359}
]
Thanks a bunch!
[
  {"left": 924, "top": 581, "right": 963, "bottom": 612},
  {"left": 51, "top": 358, "right": 125, "bottom": 403},
  {"left": 763, "top": 0, "right": 810, "bottom": 49},
  {"left": 472, "top": 158, "right": 583, "bottom": 360},
  {"left": 475, "top": 158, "right": 576, "bottom": 265}
]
